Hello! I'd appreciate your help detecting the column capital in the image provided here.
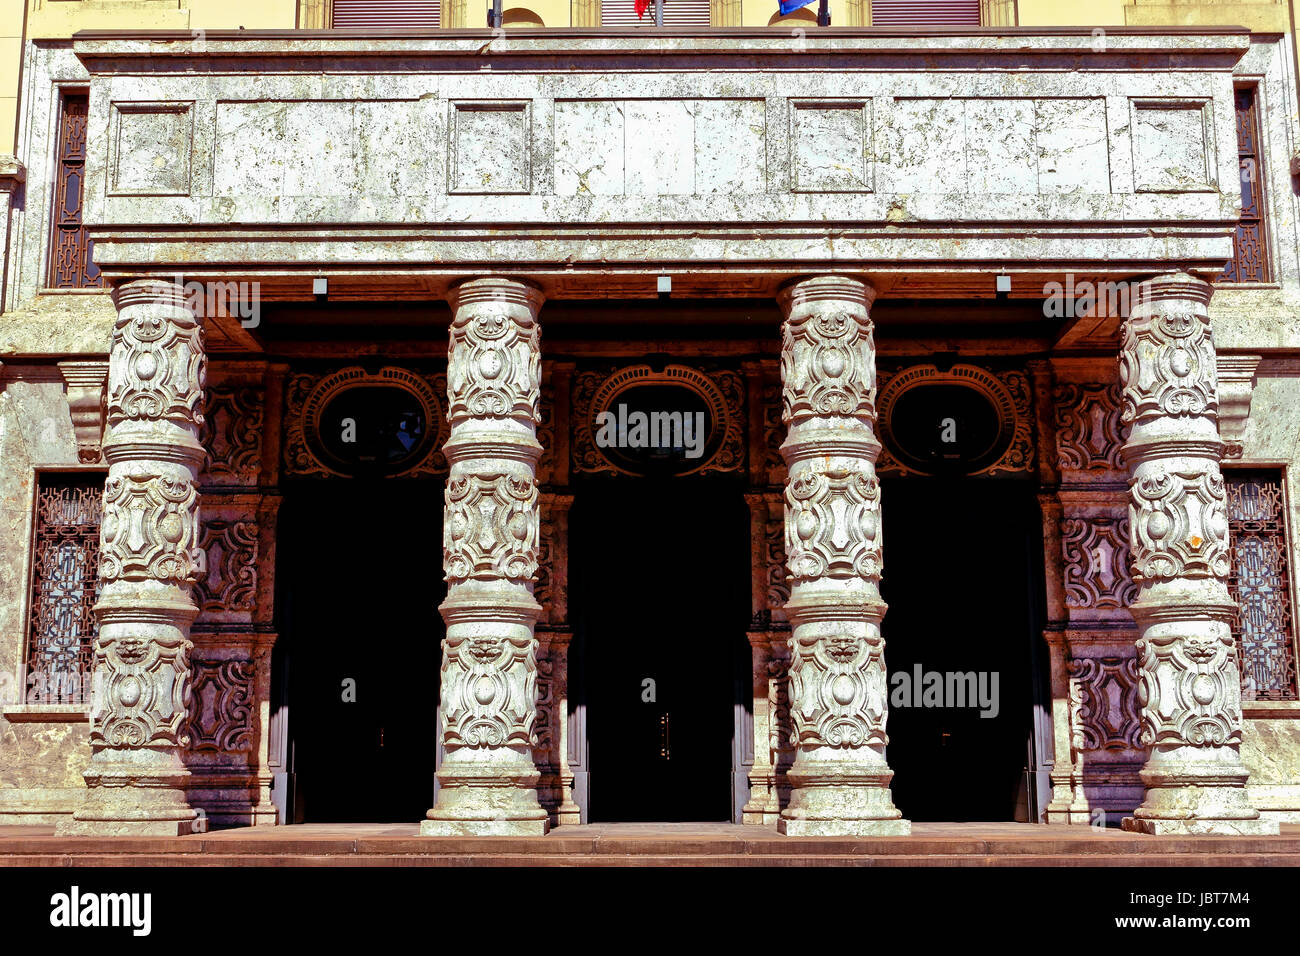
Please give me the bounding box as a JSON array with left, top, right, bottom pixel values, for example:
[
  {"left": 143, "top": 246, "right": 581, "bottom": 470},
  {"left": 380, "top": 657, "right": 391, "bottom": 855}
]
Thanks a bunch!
[
  {"left": 776, "top": 275, "right": 877, "bottom": 317},
  {"left": 448, "top": 275, "right": 545, "bottom": 315}
]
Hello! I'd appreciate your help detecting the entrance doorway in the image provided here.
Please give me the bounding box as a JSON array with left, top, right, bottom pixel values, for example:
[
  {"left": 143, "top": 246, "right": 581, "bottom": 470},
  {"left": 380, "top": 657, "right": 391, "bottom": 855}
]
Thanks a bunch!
[
  {"left": 276, "top": 480, "right": 445, "bottom": 823},
  {"left": 571, "top": 479, "right": 749, "bottom": 822},
  {"left": 879, "top": 478, "right": 1046, "bottom": 822}
]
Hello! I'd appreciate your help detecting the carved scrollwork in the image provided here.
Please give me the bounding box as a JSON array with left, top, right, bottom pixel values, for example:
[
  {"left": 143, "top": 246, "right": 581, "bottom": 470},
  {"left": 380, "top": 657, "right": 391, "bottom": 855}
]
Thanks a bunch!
[
  {"left": 194, "top": 519, "right": 259, "bottom": 612},
  {"left": 788, "top": 634, "right": 888, "bottom": 748},
  {"left": 444, "top": 474, "right": 539, "bottom": 583},
  {"left": 99, "top": 474, "right": 205, "bottom": 584},
  {"left": 1129, "top": 467, "right": 1231, "bottom": 581},
  {"left": 283, "top": 367, "right": 448, "bottom": 478},
  {"left": 1055, "top": 383, "right": 1126, "bottom": 472},
  {"left": 571, "top": 364, "right": 745, "bottom": 477},
  {"left": 186, "top": 660, "right": 255, "bottom": 752},
  {"left": 447, "top": 308, "right": 541, "bottom": 425},
  {"left": 1119, "top": 309, "right": 1219, "bottom": 425},
  {"left": 440, "top": 635, "right": 538, "bottom": 748},
  {"left": 200, "top": 386, "right": 263, "bottom": 485},
  {"left": 785, "top": 467, "right": 882, "bottom": 583},
  {"left": 768, "top": 650, "right": 795, "bottom": 760},
  {"left": 1067, "top": 656, "right": 1143, "bottom": 752},
  {"left": 1061, "top": 515, "right": 1137, "bottom": 610},
  {"left": 1136, "top": 632, "right": 1243, "bottom": 748},
  {"left": 90, "top": 635, "right": 193, "bottom": 749},
  {"left": 781, "top": 310, "right": 877, "bottom": 424},
  {"left": 107, "top": 308, "right": 206, "bottom": 428}
]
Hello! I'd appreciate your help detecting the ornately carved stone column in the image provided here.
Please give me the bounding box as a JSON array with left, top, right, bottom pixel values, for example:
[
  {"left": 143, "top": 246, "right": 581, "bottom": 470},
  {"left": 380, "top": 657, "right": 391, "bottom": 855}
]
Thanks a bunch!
[
  {"left": 423, "top": 277, "right": 549, "bottom": 836},
  {"left": 59, "top": 279, "right": 206, "bottom": 836},
  {"left": 1119, "top": 273, "right": 1275, "bottom": 835},
  {"left": 776, "top": 275, "right": 909, "bottom": 836}
]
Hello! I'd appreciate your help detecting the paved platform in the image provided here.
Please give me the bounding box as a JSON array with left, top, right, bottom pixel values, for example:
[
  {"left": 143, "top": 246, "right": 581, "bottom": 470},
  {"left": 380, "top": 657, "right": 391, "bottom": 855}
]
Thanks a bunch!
[{"left": 1, "top": 821, "right": 1299, "bottom": 866}]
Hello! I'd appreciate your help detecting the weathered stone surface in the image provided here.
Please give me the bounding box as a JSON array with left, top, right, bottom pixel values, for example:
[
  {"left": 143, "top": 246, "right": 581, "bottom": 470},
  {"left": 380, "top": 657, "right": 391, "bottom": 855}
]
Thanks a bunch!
[{"left": 1119, "top": 274, "right": 1277, "bottom": 836}]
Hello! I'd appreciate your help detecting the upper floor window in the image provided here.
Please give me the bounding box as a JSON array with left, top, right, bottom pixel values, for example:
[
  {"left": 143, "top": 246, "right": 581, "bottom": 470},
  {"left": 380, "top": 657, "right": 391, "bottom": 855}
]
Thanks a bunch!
[
  {"left": 48, "top": 91, "right": 105, "bottom": 290},
  {"left": 1220, "top": 86, "right": 1270, "bottom": 283},
  {"left": 24, "top": 472, "right": 104, "bottom": 705},
  {"left": 1226, "top": 469, "right": 1297, "bottom": 701},
  {"left": 331, "top": 0, "right": 441, "bottom": 27},
  {"left": 870, "top": 0, "right": 981, "bottom": 24}
]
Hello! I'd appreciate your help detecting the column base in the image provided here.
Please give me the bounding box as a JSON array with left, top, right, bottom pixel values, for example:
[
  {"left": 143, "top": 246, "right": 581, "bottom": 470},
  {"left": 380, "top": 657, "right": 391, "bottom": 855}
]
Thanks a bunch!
[
  {"left": 778, "top": 817, "right": 912, "bottom": 836},
  {"left": 1122, "top": 815, "right": 1279, "bottom": 836},
  {"left": 55, "top": 817, "right": 200, "bottom": 837},
  {"left": 421, "top": 817, "right": 548, "bottom": 837}
]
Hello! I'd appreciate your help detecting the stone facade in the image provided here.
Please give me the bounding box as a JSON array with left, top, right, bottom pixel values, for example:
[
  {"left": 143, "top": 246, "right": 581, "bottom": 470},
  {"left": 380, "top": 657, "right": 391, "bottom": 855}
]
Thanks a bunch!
[{"left": 1, "top": 29, "right": 1299, "bottom": 834}]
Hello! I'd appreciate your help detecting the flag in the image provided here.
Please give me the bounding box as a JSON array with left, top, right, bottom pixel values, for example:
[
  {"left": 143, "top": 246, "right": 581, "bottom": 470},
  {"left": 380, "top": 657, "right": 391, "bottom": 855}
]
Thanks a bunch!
[
  {"left": 635, "top": 0, "right": 650, "bottom": 16},
  {"left": 779, "top": 0, "right": 815, "bottom": 12}
]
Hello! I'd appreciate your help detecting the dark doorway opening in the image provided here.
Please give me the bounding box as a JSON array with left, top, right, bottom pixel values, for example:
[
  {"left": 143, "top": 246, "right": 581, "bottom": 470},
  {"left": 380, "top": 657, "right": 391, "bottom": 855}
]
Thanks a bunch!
[
  {"left": 276, "top": 480, "right": 444, "bottom": 823},
  {"left": 879, "top": 478, "right": 1046, "bottom": 822},
  {"left": 571, "top": 479, "right": 749, "bottom": 822}
]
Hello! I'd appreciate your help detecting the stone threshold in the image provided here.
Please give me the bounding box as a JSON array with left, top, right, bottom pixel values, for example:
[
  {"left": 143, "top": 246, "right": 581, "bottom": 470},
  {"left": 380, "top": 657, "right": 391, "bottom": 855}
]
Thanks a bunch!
[{"left": 2, "top": 822, "right": 1298, "bottom": 867}]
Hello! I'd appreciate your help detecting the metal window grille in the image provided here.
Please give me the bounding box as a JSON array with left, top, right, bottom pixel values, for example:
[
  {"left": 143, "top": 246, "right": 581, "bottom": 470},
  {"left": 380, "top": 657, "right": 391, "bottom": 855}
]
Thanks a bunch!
[
  {"left": 48, "top": 92, "right": 105, "bottom": 290},
  {"left": 24, "top": 473, "right": 104, "bottom": 704},
  {"left": 1225, "top": 470, "right": 1297, "bottom": 701},
  {"left": 1220, "top": 87, "right": 1270, "bottom": 283}
]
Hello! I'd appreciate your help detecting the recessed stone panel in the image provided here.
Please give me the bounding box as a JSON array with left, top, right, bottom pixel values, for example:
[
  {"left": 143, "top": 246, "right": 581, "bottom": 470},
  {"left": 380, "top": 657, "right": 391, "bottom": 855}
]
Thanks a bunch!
[
  {"left": 790, "top": 100, "right": 872, "bottom": 193},
  {"left": 108, "top": 102, "right": 194, "bottom": 196},
  {"left": 1035, "top": 99, "right": 1111, "bottom": 193},
  {"left": 553, "top": 98, "right": 765, "bottom": 196},
  {"left": 1131, "top": 99, "right": 1216, "bottom": 193},
  {"left": 448, "top": 100, "right": 532, "bottom": 194}
]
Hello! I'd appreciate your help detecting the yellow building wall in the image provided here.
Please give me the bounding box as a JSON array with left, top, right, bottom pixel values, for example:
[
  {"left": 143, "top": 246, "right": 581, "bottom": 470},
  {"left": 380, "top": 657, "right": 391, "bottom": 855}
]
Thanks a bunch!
[{"left": 1, "top": 0, "right": 23, "bottom": 154}]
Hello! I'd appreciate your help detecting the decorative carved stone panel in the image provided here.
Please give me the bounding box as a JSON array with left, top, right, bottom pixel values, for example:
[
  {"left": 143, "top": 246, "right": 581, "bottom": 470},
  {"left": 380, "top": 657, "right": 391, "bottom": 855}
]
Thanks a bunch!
[
  {"left": 200, "top": 385, "right": 263, "bottom": 486},
  {"left": 571, "top": 364, "right": 745, "bottom": 477},
  {"left": 1061, "top": 514, "right": 1137, "bottom": 611},
  {"left": 283, "top": 366, "right": 448, "bottom": 478},
  {"left": 1054, "top": 382, "right": 1126, "bottom": 473},
  {"left": 1067, "top": 656, "right": 1143, "bottom": 752},
  {"left": 186, "top": 659, "right": 255, "bottom": 752},
  {"left": 194, "top": 518, "right": 259, "bottom": 615}
]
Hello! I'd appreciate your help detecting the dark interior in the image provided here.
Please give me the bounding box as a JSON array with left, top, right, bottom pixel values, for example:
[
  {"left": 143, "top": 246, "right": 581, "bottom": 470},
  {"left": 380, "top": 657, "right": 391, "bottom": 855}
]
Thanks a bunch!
[
  {"left": 277, "top": 479, "right": 444, "bottom": 823},
  {"left": 879, "top": 477, "right": 1043, "bottom": 822},
  {"left": 572, "top": 478, "right": 749, "bottom": 822}
]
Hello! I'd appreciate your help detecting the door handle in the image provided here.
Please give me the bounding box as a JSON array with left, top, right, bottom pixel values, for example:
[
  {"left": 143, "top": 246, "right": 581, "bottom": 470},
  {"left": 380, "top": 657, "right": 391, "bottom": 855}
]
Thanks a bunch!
[{"left": 659, "top": 712, "right": 670, "bottom": 761}]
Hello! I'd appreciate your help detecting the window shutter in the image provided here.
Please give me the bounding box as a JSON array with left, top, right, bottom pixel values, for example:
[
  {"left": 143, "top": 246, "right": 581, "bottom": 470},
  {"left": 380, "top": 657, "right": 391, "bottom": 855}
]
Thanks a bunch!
[
  {"left": 870, "top": 0, "right": 981, "bottom": 25},
  {"left": 601, "top": 0, "right": 711, "bottom": 26},
  {"left": 331, "top": 0, "right": 442, "bottom": 27}
]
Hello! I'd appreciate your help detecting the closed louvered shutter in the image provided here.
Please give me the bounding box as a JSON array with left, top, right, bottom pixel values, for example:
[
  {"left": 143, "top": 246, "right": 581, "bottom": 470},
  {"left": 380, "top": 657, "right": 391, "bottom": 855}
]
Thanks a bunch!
[
  {"left": 601, "top": 0, "right": 711, "bottom": 26},
  {"left": 870, "top": 0, "right": 981, "bottom": 24},
  {"left": 331, "top": 0, "right": 442, "bottom": 28}
]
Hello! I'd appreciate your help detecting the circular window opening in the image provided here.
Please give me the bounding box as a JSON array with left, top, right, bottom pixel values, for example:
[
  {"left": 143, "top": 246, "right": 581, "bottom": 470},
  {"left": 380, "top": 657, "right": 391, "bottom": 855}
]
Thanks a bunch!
[
  {"left": 311, "top": 385, "right": 433, "bottom": 478},
  {"left": 594, "top": 383, "right": 719, "bottom": 478},
  {"left": 884, "top": 382, "right": 1010, "bottom": 477}
]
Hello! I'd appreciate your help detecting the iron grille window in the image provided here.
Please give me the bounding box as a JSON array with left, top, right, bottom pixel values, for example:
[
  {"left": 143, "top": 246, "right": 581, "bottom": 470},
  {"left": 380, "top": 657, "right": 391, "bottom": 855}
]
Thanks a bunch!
[
  {"left": 1226, "top": 470, "right": 1298, "bottom": 701},
  {"left": 1220, "top": 86, "right": 1270, "bottom": 283},
  {"left": 47, "top": 91, "right": 104, "bottom": 290},
  {"left": 24, "top": 473, "right": 104, "bottom": 704}
]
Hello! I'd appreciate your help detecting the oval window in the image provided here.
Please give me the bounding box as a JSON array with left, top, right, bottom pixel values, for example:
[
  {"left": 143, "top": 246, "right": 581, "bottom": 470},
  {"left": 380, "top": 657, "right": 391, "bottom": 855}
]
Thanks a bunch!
[
  {"left": 593, "top": 383, "right": 718, "bottom": 478},
  {"left": 311, "top": 385, "right": 432, "bottom": 477},
  {"left": 885, "top": 383, "right": 1009, "bottom": 476}
]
